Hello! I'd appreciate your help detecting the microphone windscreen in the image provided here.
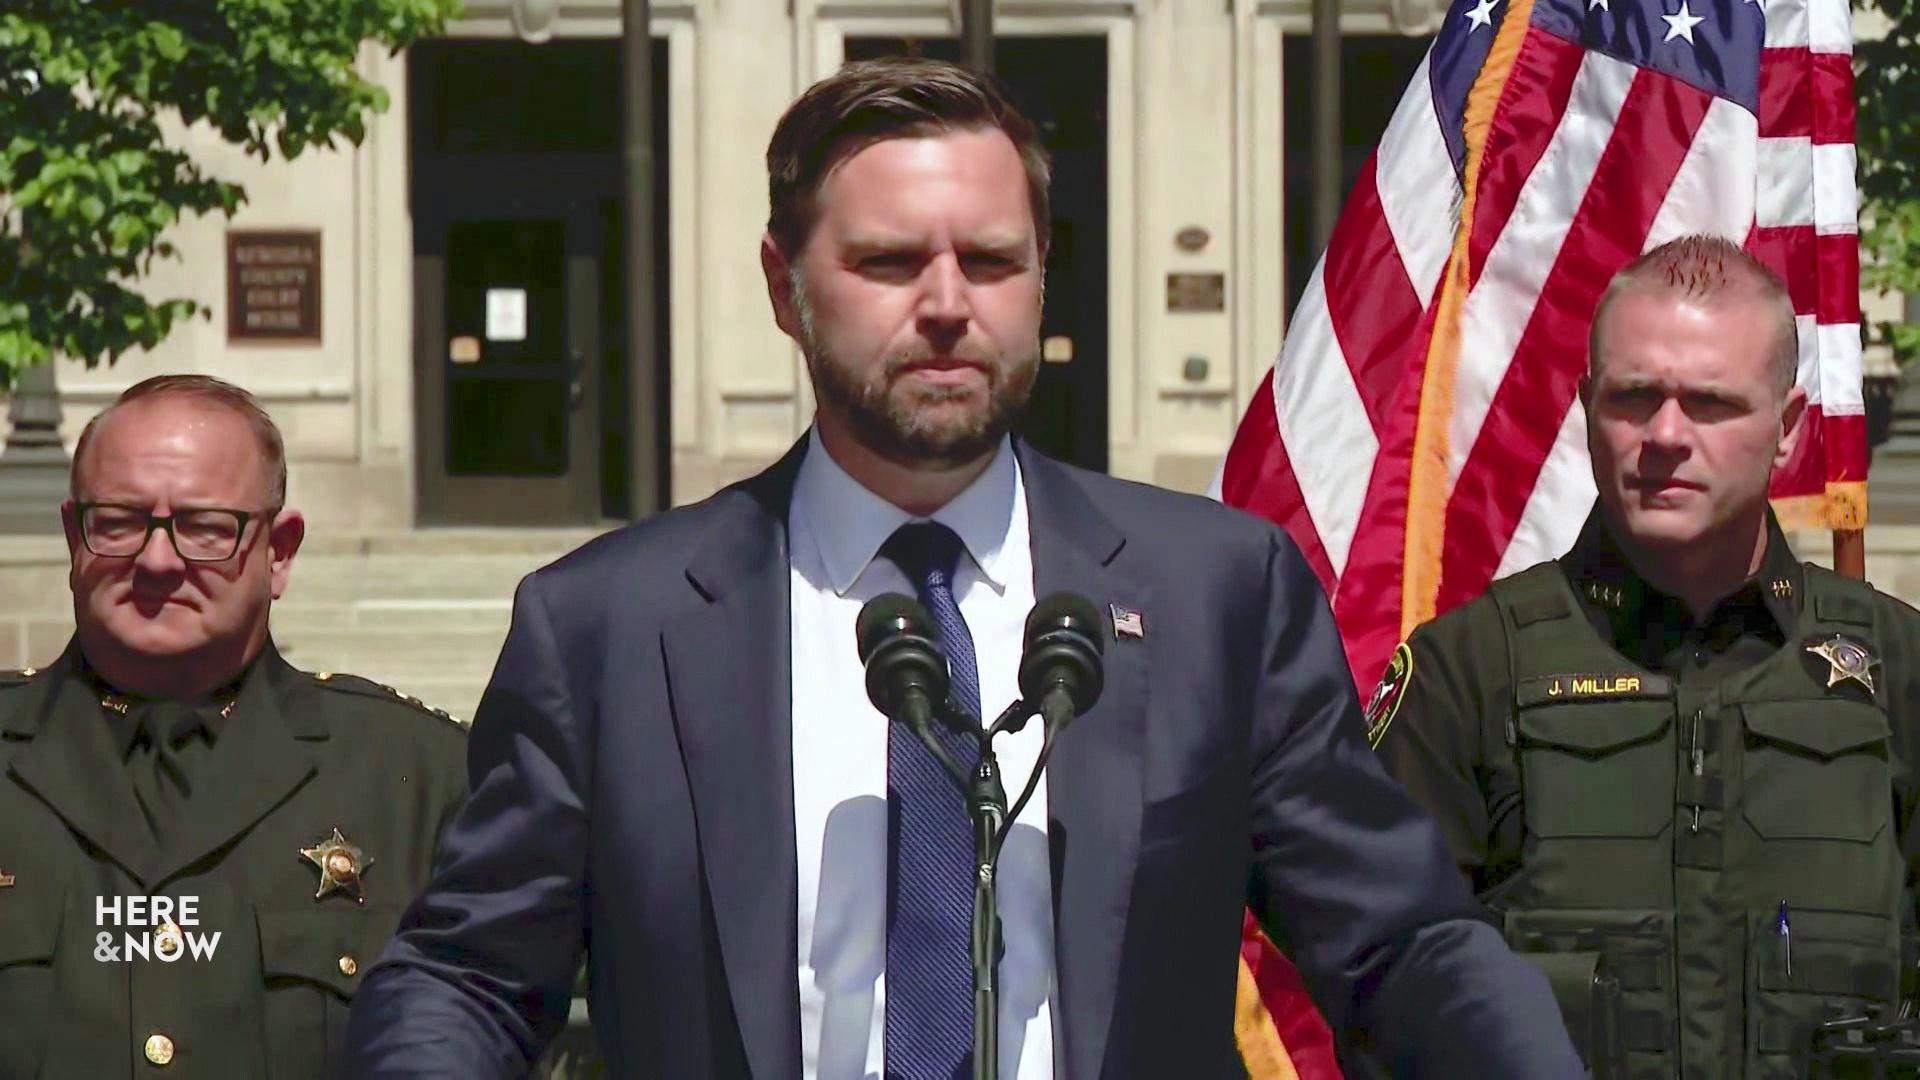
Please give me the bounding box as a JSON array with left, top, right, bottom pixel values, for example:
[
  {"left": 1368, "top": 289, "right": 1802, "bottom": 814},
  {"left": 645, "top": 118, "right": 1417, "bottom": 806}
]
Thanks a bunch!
[
  {"left": 856, "top": 593, "right": 934, "bottom": 664},
  {"left": 1023, "top": 592, "right": 1105, "bottom": 655}
]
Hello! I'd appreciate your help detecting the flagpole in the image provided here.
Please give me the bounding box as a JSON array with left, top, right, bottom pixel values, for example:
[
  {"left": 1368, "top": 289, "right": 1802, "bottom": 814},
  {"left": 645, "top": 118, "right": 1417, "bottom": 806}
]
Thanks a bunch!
[{"left": 1834, "top": 527, "right": 1865, "bottom": 580}]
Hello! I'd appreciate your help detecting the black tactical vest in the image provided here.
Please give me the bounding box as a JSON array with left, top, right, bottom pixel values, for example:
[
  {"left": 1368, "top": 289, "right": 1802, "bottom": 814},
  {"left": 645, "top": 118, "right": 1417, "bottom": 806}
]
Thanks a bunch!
[{"left": 1485, "top": 562, "right": 1903, "bottom": 1080}]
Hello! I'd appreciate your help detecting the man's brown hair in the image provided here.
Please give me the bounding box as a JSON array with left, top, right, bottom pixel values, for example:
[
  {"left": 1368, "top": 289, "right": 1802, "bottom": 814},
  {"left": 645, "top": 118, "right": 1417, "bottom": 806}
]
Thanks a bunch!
[
  {"left": 765, "top": 57, "right": 1053, "bottom": 261},
  {"left": 1588, "top": 234, "right": 1800, "bottom": 395},
  {"left": 72, "top": 374, "right": 288, "bottom": 506}
]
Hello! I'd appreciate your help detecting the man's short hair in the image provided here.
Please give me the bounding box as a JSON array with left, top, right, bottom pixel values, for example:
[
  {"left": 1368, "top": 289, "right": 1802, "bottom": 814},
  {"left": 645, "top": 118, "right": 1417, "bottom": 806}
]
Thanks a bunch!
[
  {"left": 72, "top": 374, "right": 288, "bottom": 506},
  {"left": 765, "top": 56, "right": 1053, "bottom": 261},
  {"left": 1588, "top": 234, "right": 1799, "bottom": 395}
]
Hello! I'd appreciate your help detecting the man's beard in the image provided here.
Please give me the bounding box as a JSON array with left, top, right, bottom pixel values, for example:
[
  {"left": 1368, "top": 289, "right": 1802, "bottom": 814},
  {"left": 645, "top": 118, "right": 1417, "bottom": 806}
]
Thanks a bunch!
[{"left": 793, "top": 279, "right": 1039, "bottom": 470}]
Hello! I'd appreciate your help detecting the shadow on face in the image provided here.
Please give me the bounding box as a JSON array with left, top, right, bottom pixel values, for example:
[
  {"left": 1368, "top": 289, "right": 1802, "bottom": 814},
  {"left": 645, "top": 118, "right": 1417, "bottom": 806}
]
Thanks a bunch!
[
  {"left": 63, "top": 397, "right": 305, "bottom": 696},
  {"left": 764, "top": 128, "right": 1045, "bottom": 473},
  {"left": 1583, "top": 289, "right": 1804, "bottom": 559}
]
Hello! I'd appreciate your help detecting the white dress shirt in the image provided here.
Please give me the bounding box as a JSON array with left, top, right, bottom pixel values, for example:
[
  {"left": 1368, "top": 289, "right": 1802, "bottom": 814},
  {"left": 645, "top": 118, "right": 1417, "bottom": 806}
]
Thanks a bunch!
[{"left": 789, "top": 429, "right": 1056, "bottom": 1079}]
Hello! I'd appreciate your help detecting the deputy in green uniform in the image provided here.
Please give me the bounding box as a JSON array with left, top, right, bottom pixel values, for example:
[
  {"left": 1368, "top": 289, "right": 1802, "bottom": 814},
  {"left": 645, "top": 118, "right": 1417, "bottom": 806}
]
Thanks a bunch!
[
  {"left": 1369, "top": 235, "right": 1920, "bottom": 1079},
  {"left": 0, "top": 375, "right": 467, "bottom": 1077}
]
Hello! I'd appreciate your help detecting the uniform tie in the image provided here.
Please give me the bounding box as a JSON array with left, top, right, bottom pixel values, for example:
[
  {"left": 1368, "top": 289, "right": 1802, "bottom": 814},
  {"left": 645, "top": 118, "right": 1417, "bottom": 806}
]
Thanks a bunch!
[
  {"left": 127, "top": 702, "right": 210, "bottom": 843},
  {"left": 879, "top": 521, "right": 981, "bottom": 1079}
]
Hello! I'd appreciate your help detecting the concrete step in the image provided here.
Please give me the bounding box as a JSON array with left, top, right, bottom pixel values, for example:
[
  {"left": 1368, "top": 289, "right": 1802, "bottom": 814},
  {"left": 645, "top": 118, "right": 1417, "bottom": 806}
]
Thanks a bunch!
[
  {"left": 0, "top": 530, "right": 591, "bottom": 687},
  {"left": 282, "top": 557, "right": 545, "bottom": 606},
  {"left": 296, "top": 527, "right": 611, "bottom": 558},
  {"left": 274, "top": 627, "right": 510, "bottom": 676},
  {"left": 271, "top": 599, "right": 514, "bottom": 634}
]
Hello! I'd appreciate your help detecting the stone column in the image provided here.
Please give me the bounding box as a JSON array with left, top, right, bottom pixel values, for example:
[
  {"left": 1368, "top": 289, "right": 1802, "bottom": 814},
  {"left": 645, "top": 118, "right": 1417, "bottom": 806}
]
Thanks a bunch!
[{"left": 0, "top": 362, "right": 71, "bottom": 534}]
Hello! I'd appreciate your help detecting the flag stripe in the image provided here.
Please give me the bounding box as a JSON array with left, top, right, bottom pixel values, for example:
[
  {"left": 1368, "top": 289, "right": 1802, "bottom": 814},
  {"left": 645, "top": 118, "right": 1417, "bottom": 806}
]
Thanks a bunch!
[
  {"left": 1751, "top": 226, "right": 1862, "bottom": 324},
  {"left": 1324, "top": 156, "right": 1427, "bottom": 430},
  {"left": 1818, "top": 320, "right": 1865, "bottom": 410},
  {"left": 1818, "top": 234, "right": 1862, "bottom": 322},
  {"left": 1765, "top": 0, "right": 1810, "bottom": 48},
  {"left": 1222, "top": 369, "right": 1339, "bottom": 596},
  {"left": 1467, "top": 29, "right": 1588, "bottom": 284},
  {"left": 1333, "top": 355, "right": 1427, "bottom": 684},
  {"left": 1810, "top": 50, "right": 1855, "bottom": 143},
  {"left": 1644, "top": 96, "right": 1759, "bottom": 248},
  {"left": 1446, "top": 49, "right": 1637, "bottom": 486},
  {"left": 1826, "top": 411, "right": 1868, "bottom": 478},
  {"left": 1375, "top": 52, "right": 1458, "bottom": 309},
  {"left": 1813, "top": 142, "right": 1859, "bottom": 232},
  {"left": 1491, "top": 397, "right": 1595, "bottom": 578},
  {"left": 1808, "top": 0, "right": 1854, "bottom": 53},
  {"left": 1273, "top": 266, "right": 1379, "bottom": 577},
  {"left": 1757, "top": 48, "right": 1809, "bottom": 137},
  {"left": 1758, "top": 136, "right": 1814, "bottom": 227},
  {"left": 1755, "top": 49, "right": 1851, "bottom": 144},
  {"left": 1437, "top": 69, "right": 1714, "bottom": 611}
]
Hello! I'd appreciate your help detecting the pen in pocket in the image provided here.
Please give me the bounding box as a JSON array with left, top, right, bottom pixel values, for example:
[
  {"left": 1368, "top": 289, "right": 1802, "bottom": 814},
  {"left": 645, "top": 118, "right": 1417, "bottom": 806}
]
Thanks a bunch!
[{"left": 1777, "top": 900, "right": 1792, "bottom": 978}]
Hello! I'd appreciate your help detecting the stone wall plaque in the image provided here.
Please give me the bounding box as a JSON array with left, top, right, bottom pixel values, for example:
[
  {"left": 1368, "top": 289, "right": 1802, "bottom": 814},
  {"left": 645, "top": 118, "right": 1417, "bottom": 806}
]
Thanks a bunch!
[
  {"left": 227, "top": 230, "right": 321, "bottom": 343},
  {"left": 1166, "top": 271, "right": 1226, "bottom": 313}
]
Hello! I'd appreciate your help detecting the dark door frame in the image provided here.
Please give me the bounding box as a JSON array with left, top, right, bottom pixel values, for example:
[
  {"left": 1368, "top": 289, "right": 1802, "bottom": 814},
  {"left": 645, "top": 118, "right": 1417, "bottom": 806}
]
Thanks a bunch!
[
  {"left": 412, "top": 183, "right": 609, "bottom": 524},
  {"left": 407, "top": 35, "right": 670, "bottom": 526}
]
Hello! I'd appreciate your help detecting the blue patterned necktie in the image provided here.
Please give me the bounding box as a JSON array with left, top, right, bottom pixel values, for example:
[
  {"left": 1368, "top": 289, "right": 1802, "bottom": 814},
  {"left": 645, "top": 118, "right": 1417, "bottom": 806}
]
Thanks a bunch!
[{"left": 879, "top": 521, "right": 981, "bottom": 1079}]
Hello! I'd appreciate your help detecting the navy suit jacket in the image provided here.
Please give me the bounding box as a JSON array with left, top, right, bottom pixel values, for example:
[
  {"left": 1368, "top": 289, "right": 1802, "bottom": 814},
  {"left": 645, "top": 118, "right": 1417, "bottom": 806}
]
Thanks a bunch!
[{"left": 348, "top": 439, "right": 1580, "bottom": 1078}]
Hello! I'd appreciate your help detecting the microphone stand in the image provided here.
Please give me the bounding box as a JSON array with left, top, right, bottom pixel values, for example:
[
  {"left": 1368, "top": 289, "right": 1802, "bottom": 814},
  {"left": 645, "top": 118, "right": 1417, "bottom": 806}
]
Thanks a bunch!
[
  {"left": 915, "top": 697, "right": 1060, "bottom": 1080},
  {"left": 967, "top": 743, "right": 1007, "bottom": 1080}
]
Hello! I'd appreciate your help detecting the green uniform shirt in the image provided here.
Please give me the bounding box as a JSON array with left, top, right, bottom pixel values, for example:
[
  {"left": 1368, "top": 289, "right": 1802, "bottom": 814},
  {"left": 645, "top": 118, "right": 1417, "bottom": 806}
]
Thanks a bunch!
[
  {"left": 0, "top": 640, "right": 468, "bottom": 1078},
  {"left": 1373, "top": 511, "right": 1886, "bottom": 894},
  {"left": 1372, "top": 509, "right": 1920, "bottom": 1077}
]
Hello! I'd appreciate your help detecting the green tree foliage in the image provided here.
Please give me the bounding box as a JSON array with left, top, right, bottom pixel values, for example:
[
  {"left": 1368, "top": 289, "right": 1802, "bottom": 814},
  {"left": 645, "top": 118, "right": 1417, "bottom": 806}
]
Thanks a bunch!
[
  {"left": 0, "top": 0, "right": 458, "bottom": 385},
  {"left": 1858, "top": 0, "right": 1920, "bottom": 365}
]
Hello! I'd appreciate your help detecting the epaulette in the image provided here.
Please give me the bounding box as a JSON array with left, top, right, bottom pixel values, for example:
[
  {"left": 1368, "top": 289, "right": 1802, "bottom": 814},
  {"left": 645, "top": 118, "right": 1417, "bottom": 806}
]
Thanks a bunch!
[
  {"left": 0, "top": 666, "right": 42, "bottom": 688},
  {"left": 310, "top": 670, "right": 466, "bottom": 728}
]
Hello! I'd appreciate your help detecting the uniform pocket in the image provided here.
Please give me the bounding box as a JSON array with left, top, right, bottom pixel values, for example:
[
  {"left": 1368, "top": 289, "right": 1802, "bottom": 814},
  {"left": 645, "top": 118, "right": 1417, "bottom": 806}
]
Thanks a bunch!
[
  {"left": 1744, "top": 906, "right": 1897, "bottom": 1078},
  {"left": 0, "top": 886, "right": 62, "bottom": 1075},
  {"left": 1502, "top": 907, "right": 1675, "bottom": 1079},
  {"left": 256, "top": 902, "right": 406, "bottom": 1080},
  {"left": 1516, "top": 704, "right": 1673, "bottom": 838},
  {"left": 1740, "top": 703, "right": 1891, "bottom": 843}
]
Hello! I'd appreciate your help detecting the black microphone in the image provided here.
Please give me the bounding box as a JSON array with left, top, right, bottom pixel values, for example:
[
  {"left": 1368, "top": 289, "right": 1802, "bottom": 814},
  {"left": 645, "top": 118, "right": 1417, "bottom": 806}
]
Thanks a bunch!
[
  {"left": 1018, "top": 592, "right": 1105, "bottom": 735},
  {"left": 856, "top": 593, "right": 950, "bottom": 737}
]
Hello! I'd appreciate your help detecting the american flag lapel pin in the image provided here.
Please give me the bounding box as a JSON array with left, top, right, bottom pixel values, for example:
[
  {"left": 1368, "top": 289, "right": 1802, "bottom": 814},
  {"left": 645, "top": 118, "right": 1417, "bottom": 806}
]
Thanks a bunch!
[{"left": 1110, "top": 604, "right": 1146, "bottom": 641}]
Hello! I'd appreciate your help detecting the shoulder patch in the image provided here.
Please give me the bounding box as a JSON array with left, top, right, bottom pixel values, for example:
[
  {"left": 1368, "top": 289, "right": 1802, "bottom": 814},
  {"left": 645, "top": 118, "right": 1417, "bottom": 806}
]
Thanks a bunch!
[
  {"left": 310, "top": 671, "right": 467, "bottom": 728},
  {"left": 1365, "top": 643, "right": 1414, "bottom": 749}
]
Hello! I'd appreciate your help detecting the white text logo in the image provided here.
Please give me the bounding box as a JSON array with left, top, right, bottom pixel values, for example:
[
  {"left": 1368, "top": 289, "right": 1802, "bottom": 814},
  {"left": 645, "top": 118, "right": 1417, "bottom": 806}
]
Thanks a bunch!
[{"left": 93, "top": 895, "right": 221, "bottom": 962}]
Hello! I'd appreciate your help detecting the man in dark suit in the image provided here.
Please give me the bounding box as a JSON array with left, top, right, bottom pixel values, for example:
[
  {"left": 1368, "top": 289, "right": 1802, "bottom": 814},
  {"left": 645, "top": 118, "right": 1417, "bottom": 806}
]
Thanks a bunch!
[
  {"left": 348, "top": 57, "right": 1580, "bottom": 1078},
  {"left": 0, "top": 375, "right": 467, "bottom": 1078}
]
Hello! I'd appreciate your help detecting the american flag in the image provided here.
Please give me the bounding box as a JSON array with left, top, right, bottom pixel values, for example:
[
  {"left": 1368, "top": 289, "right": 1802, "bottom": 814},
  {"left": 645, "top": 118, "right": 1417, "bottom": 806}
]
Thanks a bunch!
[
  {"left": 1223, "top": 0, "right": 1860, "bottom": 1071},
  {"left": 1219, "top": 0, "right": 1862, "bottom": 696}
]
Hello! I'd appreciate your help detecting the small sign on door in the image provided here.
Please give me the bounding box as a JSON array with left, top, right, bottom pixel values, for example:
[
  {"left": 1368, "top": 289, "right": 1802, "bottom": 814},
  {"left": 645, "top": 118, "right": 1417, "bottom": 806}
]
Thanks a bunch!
[{"left": 485, "top": 288, "right": 528, "bottom": 342}]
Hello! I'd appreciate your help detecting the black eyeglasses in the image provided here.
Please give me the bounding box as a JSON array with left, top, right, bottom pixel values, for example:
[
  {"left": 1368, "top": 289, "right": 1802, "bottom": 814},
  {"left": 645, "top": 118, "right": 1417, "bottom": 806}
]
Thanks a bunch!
[{"left": 73, "top": 502, "right": 278, "bottom": 563}]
